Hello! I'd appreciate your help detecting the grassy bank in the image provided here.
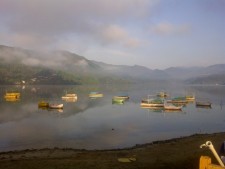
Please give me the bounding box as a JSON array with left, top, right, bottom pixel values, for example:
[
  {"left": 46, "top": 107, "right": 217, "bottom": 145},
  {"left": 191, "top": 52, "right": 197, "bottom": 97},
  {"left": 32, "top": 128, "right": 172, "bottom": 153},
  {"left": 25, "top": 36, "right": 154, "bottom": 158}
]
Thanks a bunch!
[{"left": 0, "top": 132, "right": 224, "bottom": 169}]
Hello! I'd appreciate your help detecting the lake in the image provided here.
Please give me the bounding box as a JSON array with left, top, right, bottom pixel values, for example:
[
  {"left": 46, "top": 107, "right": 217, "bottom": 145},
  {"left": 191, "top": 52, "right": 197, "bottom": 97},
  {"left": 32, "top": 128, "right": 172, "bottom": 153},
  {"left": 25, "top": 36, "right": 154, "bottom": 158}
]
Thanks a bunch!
[{"left": 0, "top": 82, "right": 224, "bottom": 152}]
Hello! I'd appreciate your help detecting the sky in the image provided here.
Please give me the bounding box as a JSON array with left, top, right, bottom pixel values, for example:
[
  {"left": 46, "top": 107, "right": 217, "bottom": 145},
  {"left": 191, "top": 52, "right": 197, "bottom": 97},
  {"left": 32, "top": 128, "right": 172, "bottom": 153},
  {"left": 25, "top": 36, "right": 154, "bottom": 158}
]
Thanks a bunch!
[{"left": 0, "top": 0, "right": 224, "bottom": 69}]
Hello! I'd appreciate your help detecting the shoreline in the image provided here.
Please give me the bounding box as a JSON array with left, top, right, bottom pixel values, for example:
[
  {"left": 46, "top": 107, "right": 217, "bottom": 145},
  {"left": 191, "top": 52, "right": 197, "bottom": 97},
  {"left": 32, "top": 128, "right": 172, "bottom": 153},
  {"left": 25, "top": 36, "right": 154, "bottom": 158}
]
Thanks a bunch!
[
  {"left": 0, "top": 132, "right": 224, "bottom": 169},
  {"left": 0, "top": 132, "right": 223, "bottom": 153}
]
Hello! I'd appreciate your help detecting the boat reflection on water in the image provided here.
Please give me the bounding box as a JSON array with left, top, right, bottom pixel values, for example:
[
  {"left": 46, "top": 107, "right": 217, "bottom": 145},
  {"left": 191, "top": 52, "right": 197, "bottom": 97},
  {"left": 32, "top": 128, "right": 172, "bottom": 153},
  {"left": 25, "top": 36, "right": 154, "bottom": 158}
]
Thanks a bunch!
[
  {"left": 141, "top": 107, "right": 184, "bottom": 113},
  {"left": 4, "top": 97, "right": 20, "bottom": 102},
  {"left": 163, "top": 109, "right": 184, "bottom": 113},
  {"left": 141, "top": 106, "right": 164, "bottom": 113},
  {"left": 38, "top": 107, "right": 63, "bottom": 113}
]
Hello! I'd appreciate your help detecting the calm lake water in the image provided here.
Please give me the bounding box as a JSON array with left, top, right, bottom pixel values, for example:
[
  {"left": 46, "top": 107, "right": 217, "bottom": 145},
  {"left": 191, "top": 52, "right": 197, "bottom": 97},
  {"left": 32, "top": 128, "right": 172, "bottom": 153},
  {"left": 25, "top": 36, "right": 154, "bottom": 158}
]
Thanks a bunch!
[{"left": 0, "top": 82, "right": 225, "bottom": 152}]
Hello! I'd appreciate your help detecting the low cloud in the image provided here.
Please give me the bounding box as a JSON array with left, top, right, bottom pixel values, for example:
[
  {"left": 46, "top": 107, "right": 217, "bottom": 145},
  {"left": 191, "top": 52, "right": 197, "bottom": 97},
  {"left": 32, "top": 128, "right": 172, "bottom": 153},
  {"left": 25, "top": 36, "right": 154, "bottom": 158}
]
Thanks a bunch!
[{"left": 151, "top": 22, "right": 191, "bottom": 36}]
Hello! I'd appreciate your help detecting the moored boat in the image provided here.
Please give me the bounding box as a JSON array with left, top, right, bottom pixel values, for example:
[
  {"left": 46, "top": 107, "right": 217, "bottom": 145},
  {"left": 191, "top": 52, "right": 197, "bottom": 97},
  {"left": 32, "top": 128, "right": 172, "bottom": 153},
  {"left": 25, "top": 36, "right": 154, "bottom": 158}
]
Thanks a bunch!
[
  {"left": 164, "top": 102, "right": 183, "bottom": 110},
  {"left": 186, "top": 95, "right": 195, "bottom": 101},
  {"left": 112, "top": 98, "right": 124, "bottom": 104},
  {"left": 4, "top": 92, "right": 20, "bottom": 99},
  {"left": 49, "top": 103, "right": 63, "bottom": 109},
  {"left": 89, "top": 92, "right": 103, "bottom": 98},
  {"left": 38, "top": 101, "right": 49, "bottom": 107},
  {"left": 140, "top": 98, "right": 164, "bottom": 107},
  {"left": 196, "top": 101, "right": 212, "bottom": 107},
  {"left": 62, "top": 93, "right": 77, "bottom": 100}
]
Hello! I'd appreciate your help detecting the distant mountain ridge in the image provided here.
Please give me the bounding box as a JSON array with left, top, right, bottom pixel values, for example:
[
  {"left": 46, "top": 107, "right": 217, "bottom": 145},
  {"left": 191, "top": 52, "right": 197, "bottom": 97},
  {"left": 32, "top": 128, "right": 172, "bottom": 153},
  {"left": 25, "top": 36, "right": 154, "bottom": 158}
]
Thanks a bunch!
[{"left": 0, "top": 45, "right": 224, "bottom": 85}]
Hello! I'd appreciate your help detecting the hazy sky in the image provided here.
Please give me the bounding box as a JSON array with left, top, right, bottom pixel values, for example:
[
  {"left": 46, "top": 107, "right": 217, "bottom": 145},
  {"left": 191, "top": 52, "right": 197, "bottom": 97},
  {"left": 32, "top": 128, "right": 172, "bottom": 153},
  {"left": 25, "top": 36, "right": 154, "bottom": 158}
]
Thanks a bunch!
[{"left": 0, "top": 0, "right": 224, "bottom": 69}]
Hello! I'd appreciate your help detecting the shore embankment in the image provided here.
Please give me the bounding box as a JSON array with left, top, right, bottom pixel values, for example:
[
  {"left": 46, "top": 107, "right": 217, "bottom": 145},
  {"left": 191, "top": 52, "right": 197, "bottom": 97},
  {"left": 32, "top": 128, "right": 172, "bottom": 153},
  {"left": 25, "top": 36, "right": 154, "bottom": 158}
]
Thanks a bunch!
[{"left": 0, "top": 132, "right": 224, "bottom": 169}]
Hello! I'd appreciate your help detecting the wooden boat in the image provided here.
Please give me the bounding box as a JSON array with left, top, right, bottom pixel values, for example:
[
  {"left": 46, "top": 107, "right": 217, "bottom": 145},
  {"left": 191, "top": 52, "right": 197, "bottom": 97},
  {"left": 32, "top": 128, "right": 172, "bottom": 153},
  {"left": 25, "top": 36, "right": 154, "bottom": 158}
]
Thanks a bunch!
[
  {"left": 167, "top": 97, "right": 188, "bottom": 104},
  {"left": 140, "top": 98, "right": 164, "bottom": 107},
  {"left": 89, "top": 92, "right": 103, "bottom": 98},
  {"left": 62, "top": 93, "right": 77, "bottom": 100},
  {"left": 49, "top": 103, "right": 63, "bottom": 109},
  {"left": 196, "top": 101, "right": 212, "bottom": 107},
  {"left": 38, "top": 101, "right": 49, "bottom": 107}
]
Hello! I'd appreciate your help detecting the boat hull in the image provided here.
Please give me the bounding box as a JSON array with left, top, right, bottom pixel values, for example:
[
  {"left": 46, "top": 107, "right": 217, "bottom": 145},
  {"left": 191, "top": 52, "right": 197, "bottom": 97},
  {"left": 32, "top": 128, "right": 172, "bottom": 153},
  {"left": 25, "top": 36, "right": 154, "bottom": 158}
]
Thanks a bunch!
[
  {"left": 196, "top": 102, "right": 211, "bottom": 107},
  {"left": 113, "top": 96, "right": 129, "bottom": 100},
  {"left": 164, "top": 106, "right": 182, "bottom": 110},
  {"left": 89, "top": 93, "right": 103, "bottom": 98},
  {"left": 140, "top": 102, "right": 164, "bottom": 107},
  {"left": 61, "top": 94, "right": 77, "bottom": 100},
  {"left": 49, "top": 104, "right": 63, "bottom": 109},
  {"left": 112, "top": 98, "right": 124, "bottom": 104},
  {"left": 38, "top": 101, "right": 49, "bottom": 107}
]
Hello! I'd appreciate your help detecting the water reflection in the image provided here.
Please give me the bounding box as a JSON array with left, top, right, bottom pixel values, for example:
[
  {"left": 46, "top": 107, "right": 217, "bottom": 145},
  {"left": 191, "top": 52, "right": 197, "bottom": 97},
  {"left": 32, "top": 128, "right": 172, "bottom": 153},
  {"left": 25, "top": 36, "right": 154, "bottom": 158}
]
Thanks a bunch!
[{"left": 0, "top": 84, "right": 225, "bottom": 151}]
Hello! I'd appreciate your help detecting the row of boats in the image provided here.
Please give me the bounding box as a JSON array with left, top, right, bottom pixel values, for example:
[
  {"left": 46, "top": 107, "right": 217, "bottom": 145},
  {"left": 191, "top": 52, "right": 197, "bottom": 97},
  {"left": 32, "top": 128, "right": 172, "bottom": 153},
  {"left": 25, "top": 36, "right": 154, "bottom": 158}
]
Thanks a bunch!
[
  {"left": 38, "top": 92, "right": 105, "bottom": 109},
  {"left": 3, "top": 91, "right": 212, "bottom": 111},
  {"left": 38, "top": 92, "right": 130, "bottom": 110},
  {"left": 141, "top": 92, "right": 212, "bottom": 111}
]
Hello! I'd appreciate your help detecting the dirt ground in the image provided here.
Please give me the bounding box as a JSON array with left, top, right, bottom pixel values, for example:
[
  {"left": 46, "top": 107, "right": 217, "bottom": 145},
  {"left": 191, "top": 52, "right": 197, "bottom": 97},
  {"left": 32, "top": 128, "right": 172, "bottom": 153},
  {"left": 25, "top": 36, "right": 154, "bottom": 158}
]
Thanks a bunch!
[{"left": 0, "top": 132, "right": 224, "bottom": 169}]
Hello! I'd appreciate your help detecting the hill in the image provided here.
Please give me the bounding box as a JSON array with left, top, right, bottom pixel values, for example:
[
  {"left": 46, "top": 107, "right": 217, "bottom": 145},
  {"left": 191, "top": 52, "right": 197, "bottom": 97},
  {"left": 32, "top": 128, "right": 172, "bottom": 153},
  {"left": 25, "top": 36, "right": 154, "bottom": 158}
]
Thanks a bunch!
[
  {"left": 0, "top": 45, "right": 224, "bottom": 85},
  {"left": 165, "top": 64, "right": 225, "bottom": 85},
  {"left": 0, "top": 45, "right": 169, "bottom": 85}
]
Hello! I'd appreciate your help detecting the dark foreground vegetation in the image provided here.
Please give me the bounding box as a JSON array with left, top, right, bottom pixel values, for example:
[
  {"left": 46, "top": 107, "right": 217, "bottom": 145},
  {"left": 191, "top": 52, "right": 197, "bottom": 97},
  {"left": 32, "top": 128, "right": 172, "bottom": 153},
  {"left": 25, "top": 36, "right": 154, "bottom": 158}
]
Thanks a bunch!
[{"left": 0, "top": 132, "right": 224, "bottom": 169}]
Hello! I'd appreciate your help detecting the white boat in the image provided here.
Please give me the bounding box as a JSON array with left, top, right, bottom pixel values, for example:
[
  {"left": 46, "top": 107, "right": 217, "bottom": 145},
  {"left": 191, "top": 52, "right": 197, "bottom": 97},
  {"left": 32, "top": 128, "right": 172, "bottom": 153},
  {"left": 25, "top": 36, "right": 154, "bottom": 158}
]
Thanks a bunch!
[
  {"left": 62, "top": 93, "right": 77, "bottom": 100},
  {"left": 49, "top": 103, "right": 63, "bottom": 109},
  {"left": 164, "top": 102, "right": 182, "bottom": 110},
  {"left": 140, "top": 98, "right": 164, "bottom": 107}
]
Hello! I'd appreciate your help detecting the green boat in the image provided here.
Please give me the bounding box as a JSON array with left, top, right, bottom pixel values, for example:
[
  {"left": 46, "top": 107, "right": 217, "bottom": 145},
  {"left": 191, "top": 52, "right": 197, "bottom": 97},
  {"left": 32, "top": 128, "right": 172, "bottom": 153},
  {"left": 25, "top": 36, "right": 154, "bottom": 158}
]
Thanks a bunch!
[{"left": 112, "top": 98, "right": 124, "bottom": 104}]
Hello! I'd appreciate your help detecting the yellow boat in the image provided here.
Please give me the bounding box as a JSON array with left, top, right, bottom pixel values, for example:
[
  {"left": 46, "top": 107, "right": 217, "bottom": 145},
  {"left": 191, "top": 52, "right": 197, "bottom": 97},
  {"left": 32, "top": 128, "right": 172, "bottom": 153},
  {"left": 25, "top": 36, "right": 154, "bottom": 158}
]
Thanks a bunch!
[
  {"left": 186, "top": 95, "right": 195, "bottom": 101},
  {"left": 38, "top": 101, "right": 49, "bottom": 107},
  {"left": 4, "top": 92, "right": 20, "bottom": 99},
  {"left": 89, "top": 92, "right": 103, "bottom": 98}
]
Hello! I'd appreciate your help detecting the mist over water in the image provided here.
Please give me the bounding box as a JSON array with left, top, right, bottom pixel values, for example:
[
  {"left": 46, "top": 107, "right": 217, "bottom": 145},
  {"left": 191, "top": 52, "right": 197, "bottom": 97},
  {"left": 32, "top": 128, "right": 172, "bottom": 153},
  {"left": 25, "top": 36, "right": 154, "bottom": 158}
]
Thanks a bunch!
[{"left": 0, "top": 83, "right": 224, "bottom": 152}]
